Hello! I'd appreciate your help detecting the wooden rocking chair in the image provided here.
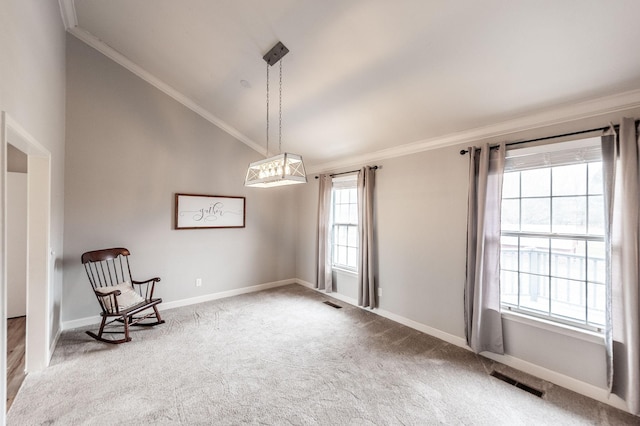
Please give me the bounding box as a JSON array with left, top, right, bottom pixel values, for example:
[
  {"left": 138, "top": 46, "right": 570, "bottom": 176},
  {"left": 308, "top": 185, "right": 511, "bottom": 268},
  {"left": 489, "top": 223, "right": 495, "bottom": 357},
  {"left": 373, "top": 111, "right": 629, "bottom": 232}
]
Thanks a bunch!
[{"left": 82, "top": 247, "right": 165, "bottom": 344}]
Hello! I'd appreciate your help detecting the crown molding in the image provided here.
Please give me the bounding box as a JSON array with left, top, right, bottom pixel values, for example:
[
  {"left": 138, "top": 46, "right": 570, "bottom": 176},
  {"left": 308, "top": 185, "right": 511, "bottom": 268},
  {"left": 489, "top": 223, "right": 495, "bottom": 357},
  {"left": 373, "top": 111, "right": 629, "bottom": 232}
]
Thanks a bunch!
[
  {"left": 59, "top": 0, "right": 266, "bottom": 156},
  {"left": 58, "top": 0, "right": 78, "bottom": 30},
  {"left": 308, "top": 89, "right": 640, "bottom": 174}
]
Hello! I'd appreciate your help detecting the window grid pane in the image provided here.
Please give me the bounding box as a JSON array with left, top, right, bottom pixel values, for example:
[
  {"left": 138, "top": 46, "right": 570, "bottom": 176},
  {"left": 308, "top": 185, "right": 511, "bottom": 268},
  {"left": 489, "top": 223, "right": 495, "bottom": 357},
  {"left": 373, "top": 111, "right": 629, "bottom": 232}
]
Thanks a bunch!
[{"left": 501, "top": 157, "right": 605, "bottom": 332}]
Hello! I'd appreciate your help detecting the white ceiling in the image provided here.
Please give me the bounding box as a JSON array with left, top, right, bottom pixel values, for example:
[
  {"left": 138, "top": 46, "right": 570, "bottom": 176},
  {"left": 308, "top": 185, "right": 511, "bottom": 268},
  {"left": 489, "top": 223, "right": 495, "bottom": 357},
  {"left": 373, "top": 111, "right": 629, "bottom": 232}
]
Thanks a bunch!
[{"left": 63, "top": 0, "right": 640, "bottom": 169}]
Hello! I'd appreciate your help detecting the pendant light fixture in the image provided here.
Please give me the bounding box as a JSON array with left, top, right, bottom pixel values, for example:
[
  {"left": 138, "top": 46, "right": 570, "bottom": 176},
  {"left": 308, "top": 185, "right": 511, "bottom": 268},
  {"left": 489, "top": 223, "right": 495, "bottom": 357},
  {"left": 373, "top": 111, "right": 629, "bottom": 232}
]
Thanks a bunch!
[{"left": 244, "top": 41, "right": 307, "bottom": 188}]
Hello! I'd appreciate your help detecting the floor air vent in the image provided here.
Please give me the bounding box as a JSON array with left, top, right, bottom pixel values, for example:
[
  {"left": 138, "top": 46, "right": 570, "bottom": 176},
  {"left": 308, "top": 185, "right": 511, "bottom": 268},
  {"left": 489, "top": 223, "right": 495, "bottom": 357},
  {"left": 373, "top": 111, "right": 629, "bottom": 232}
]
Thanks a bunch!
[
  {"left": 323, "top": 301, "right": 343, "bottom": 309},
  {"left": 490, "top": 371, "right": 544, "bottom": 398}
]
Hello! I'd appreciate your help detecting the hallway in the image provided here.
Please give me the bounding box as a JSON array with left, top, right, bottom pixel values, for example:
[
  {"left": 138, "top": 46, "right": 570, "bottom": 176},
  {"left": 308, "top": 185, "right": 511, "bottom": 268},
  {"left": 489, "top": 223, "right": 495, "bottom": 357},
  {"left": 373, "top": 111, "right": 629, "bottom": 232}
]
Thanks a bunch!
[{"left": 6, "top": 316, "right": 26, "bottom": 411}]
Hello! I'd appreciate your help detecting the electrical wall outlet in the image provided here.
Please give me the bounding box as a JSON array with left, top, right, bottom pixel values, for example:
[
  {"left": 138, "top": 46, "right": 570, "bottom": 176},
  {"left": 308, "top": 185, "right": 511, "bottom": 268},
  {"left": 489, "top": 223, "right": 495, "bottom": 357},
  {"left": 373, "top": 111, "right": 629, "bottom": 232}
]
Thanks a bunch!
[
  {"left": 196, "top": 278, "right": 202, "bottom": 287},
  {"left": 378, "top": 287, "right": 382, "bottom": 297}
]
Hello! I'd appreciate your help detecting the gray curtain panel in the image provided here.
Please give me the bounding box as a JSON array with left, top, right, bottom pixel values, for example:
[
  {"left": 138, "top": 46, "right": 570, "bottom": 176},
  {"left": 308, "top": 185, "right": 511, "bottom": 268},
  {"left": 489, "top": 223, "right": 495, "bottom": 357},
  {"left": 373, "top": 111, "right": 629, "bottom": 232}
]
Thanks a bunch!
[
  {"left": 317, "top": 174, "right": 333, "bottom": 292},
  {"left": 464, "top": 143, "right": 505, "bottom": 354},
  {"left": 601, "top": 128, "right": 615, "bottom": 395},
  {"left": 602, "top": 118, "right": 640, "bottom": 415},
  {"left": 357, "top": 166, "right": 376, "bottom": 308}
]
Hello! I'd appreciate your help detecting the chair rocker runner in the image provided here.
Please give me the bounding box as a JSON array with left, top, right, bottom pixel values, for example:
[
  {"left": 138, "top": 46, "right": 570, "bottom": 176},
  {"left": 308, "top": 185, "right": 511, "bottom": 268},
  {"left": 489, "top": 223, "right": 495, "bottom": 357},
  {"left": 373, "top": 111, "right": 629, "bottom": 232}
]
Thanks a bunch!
[{"left": 82, "top": 247, "right": 165, "bottom": 343}]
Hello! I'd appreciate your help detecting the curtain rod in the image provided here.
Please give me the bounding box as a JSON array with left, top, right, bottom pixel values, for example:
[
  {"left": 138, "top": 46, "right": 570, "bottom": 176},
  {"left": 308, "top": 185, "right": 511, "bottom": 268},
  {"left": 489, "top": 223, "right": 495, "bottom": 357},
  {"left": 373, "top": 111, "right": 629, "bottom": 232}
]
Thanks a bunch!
[
  {"left": 314, "top": 165, "right": 379, "bottom": 179},
  {"left": 458, "top": 125, "right": 616, "bottom": 155}
]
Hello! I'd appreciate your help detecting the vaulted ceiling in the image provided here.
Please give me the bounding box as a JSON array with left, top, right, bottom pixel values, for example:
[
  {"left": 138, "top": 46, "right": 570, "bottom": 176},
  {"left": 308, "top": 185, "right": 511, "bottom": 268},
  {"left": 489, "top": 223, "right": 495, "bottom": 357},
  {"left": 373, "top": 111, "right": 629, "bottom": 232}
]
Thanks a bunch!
[{"left": 61, "top": 1, "right": 640, "bottom": 170}]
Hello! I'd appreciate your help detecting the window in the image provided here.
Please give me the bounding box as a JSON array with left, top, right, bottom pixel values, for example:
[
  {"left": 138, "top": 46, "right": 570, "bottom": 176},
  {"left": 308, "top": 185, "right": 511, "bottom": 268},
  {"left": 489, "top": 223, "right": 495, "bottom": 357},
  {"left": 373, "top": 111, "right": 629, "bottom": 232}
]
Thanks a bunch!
[
  {"left": 500, "top": 137, "right": 606, "bottom": 332},
  {"left": 331, "top": 175, "right": 358, "bottom": 271}
]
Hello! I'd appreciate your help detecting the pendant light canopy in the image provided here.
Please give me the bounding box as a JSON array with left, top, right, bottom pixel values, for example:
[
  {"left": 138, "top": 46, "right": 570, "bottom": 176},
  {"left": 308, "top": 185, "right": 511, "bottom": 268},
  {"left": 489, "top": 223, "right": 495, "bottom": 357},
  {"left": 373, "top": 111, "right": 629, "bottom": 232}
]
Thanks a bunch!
[{"left": 245, "top": 42, "right": 307, "bottom": 188}]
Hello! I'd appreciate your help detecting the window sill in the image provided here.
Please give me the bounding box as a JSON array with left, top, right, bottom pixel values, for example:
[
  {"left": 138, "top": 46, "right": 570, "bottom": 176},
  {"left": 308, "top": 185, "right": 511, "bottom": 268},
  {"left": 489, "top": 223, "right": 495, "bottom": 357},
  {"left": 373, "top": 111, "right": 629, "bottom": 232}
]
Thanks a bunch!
[
  {"left": 501, "top": 310, "right": 605, "bottom": 345},
  {"left": 332, "top": 266, "right": 357, "bottom": 276}
]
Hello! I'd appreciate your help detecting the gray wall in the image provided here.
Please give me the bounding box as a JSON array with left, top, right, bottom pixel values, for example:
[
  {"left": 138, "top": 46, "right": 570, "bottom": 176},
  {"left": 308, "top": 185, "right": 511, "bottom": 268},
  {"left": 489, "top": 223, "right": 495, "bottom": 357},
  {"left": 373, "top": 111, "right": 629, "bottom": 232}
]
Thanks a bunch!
[
  {"left": 8, "top": 144, "right": 28, "bottom": 173},
  {"left": 6, "top": 172, "right": 27, "bottom": 318},
  {"left": 295, "top": 110, "right": 640, "bottom": 390},
  {"left": 63, "top": 35, "right": 296, "bottom": 322},
  {"left": 0, "top": 0, "right": 66, "bottom": 343},
  {"left": 296, "top": 145, "right": 468, "bottom": 338}
]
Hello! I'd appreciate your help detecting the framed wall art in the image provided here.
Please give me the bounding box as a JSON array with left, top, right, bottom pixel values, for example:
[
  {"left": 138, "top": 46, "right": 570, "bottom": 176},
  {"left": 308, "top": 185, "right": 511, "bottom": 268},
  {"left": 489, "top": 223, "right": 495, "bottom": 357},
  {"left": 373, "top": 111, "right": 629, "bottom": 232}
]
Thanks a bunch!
[{"left": 175, "top": 193, "right": 245, "bottom": 229}]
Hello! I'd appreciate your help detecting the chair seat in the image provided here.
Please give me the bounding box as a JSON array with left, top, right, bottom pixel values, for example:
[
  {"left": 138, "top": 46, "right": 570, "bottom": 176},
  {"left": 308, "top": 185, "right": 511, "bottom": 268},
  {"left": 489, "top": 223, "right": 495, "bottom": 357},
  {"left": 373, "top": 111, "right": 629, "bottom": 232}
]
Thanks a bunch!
[{"left": 100, "top": 298, "right": 163, "bottom": 317}]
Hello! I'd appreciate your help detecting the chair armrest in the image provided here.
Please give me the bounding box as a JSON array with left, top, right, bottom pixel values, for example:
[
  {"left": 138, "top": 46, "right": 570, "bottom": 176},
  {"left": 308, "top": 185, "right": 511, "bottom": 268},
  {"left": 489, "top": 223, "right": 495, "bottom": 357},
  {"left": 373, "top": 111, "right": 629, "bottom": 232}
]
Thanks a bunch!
[
  {"left": 132, "top": 277, "right": 161, "bottom": 285},
  {"left": 131, "top": 277, "right": 161, "bottom": 300},
  {"left": 93, "top": 288, "right": 122, "bottom": 297},
  {"left": 94, "top": 288, "right": 123, "bottom": 313}
]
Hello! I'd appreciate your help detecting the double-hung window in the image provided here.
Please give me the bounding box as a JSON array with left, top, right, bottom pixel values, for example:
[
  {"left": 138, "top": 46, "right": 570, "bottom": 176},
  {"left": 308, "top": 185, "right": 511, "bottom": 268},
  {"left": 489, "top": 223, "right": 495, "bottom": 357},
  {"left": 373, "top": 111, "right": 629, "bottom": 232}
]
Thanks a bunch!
[
  {"left": 331, "top": 175, "right": 358, "bottom": 271},
  {"left": 500, "top": 137, "right": 606, "bottom": 332}
]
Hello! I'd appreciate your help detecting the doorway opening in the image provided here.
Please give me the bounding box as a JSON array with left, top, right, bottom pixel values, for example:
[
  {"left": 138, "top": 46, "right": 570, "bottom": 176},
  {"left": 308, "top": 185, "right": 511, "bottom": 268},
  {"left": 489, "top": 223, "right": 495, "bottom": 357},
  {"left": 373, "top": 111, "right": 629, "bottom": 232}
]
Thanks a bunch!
[
  {"left": 6, "top": 143, "right": 28, "bottom": 410},
  {"left": 1, "top": 112, "right": 52, "bottom": 417}
]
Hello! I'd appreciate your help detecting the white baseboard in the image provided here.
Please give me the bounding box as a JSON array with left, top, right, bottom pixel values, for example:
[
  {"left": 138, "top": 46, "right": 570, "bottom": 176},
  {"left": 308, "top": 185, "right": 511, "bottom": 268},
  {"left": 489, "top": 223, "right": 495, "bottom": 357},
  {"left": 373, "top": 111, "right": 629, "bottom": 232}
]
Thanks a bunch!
[
  {"left": 296, "top": 279, "right": 315, "bottom": 289},
  {"left": 61, "top": 278, "right": 297, "bottom": 331},
  {"left": 62, "top": 314, "right": 101, "bottom": 331},
  {"left": 293, "top": 279, "right": 631, "bottom": 415},
  {"left": 296, "top": 278, "right": 468, "bottom": 348},
  {"left": 480, "top": 351, "right": 628, "bottom": 412},
  {"left": 48, "top": 327, "right": 61, "bottom": 364},
  {"left": 159, "top": 278, "right": 297, "bottom": 311}
]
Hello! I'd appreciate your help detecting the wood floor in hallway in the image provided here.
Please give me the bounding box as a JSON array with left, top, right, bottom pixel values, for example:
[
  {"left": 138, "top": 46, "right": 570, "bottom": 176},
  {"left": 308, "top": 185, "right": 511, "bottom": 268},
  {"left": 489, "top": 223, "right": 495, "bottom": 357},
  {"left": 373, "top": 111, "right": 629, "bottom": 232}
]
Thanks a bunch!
[{"left": 6, "top": 316, "right": 26, "bottom": 412}]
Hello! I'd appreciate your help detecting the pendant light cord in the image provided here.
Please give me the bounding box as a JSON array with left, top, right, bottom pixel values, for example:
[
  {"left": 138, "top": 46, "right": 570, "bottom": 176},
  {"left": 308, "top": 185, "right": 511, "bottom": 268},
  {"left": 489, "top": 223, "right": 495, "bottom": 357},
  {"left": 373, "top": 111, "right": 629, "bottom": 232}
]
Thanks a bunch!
[
  {"left": 266, "top": 63, "right": 270, "bottom": 156},
  {"left": 279, "top": 59, "right": 283, "bottom": 155},
  {"left": 265, "top": 51, "right": 284, "bottom": 156}
]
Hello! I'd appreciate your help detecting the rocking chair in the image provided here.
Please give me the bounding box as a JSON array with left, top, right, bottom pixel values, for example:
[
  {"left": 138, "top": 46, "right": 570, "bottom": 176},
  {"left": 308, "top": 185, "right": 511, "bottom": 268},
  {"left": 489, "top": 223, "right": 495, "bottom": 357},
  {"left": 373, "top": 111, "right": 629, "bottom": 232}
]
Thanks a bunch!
[{"left": 82, "top": 247, "right": 165, "bottom": 344}]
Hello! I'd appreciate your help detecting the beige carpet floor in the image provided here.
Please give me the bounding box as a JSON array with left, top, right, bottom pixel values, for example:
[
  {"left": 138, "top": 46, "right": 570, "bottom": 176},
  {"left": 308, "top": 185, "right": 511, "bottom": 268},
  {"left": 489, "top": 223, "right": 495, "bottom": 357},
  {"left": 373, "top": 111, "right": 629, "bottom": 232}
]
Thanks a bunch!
[{"left": 7, "top": 284, "right": 639, "bottom": 425}]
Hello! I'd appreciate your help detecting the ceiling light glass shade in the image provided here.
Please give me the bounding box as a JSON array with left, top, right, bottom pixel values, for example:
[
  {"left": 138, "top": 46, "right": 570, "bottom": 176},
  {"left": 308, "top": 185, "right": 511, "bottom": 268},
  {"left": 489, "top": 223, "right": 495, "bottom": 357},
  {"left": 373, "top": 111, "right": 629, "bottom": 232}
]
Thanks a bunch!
[{"left": 244, "top": 152, "right": 307, "bottom": 187}]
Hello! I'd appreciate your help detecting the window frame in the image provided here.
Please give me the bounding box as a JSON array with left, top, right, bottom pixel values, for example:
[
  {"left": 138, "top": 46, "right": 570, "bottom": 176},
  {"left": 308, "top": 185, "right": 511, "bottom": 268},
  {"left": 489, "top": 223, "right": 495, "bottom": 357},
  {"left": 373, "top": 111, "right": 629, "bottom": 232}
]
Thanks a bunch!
[
  {"left": 330, "top": 175, "right": 359, "bottom": 272},
  {"left": 499, "top": 138, "right": 606, "bottom": 333}
]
